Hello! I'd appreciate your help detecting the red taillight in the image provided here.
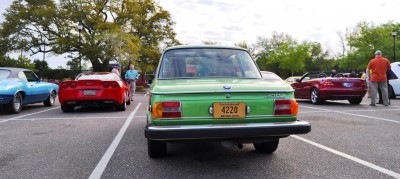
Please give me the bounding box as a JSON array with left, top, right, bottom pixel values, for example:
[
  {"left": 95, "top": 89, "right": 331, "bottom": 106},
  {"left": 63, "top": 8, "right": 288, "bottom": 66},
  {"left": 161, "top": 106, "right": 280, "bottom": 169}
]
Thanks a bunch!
[
  {"left": 111, "top": 81, "right": 119, "bottom": 88},
  {"left": 70, "top": 82, "right": 77, "bottom": 88},
  {"left": 61, "top": 82, "right": 69, "bottom": 89},
  {"left": 152, "top": 101, "right": 182, "bottom": 118},
  {"left": 274, "top": 99, "right": 298, "bottom": 115},
  {"left": 103, "top": 82, "right": 110, "bottom": 88},
  {"left": 322, "top": 80, "right": 334, "bottom": 88}
]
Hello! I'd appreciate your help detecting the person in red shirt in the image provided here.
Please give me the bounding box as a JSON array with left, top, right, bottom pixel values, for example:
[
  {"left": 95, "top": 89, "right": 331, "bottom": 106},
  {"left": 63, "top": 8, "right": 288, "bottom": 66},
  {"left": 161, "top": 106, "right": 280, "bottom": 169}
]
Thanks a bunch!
[{"left": 367, "top": 50, "right": 391, "bottom": 106}]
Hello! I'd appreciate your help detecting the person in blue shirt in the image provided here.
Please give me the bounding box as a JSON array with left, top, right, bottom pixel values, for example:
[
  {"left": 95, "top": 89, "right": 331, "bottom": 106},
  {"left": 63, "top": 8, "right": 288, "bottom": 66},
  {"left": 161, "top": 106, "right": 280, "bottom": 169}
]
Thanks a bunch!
[{"left": 125, "top": 64, "right": 139, "bottom": 100}]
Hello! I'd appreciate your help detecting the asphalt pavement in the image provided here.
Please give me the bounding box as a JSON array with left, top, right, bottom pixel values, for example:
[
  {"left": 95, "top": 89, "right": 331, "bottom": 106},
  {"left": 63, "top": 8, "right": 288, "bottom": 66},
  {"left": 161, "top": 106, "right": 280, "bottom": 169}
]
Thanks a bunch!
[{"left": 0, "top": 94, "right": 399, "bottom": 179}]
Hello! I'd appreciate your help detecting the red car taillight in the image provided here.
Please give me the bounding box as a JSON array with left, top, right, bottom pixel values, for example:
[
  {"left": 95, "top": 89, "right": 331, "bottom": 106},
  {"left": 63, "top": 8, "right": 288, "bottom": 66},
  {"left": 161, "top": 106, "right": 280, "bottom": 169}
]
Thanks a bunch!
[
  {"left": 152, "top": 101, "right": 182, "bottom": 118},
  {"left": 274, "top": 99, "right": 298, "bottom": 115},
  {"left": 61, "top": 82, "right": 69, "bottom": 89},
  {"left": 103, "top": 82, "right": 110, "bottom": 88},
  {"left": 111, "top": 81, "right": 119, "bottom": 88},
  {"left": 70, "top": 82, "right": 77, "bottom": 88}
]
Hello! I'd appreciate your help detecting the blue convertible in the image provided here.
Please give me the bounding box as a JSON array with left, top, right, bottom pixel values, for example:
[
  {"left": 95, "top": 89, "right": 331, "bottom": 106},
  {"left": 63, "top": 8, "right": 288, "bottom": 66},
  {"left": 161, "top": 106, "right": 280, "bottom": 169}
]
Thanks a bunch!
[{"left": 0, "top": 67, "right": 59, "bottom": 114}]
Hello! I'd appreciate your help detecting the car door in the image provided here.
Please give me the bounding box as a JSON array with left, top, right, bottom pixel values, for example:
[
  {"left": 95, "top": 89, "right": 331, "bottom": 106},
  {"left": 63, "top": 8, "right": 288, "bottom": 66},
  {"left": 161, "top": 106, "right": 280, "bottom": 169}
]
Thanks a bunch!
[
  {"left": 24, "top": 71, "right": 49, "bottom": 103},
  {"left": 291, "top": 74, "right": 310, "bottom": 98}
]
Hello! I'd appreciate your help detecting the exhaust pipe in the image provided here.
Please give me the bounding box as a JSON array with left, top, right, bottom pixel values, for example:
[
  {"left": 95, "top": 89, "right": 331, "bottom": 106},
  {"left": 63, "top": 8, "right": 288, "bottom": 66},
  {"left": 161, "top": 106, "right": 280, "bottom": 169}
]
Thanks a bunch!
[{"left": 221, "top": 141, "right": 243, "bottom": 149}]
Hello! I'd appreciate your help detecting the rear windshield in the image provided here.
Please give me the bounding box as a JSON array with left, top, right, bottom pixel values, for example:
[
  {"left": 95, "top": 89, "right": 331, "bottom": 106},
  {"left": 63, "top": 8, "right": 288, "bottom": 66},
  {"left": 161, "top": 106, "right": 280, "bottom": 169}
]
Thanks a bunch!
[
  {"left": 76, "top": 73, "right": 121, "bottom": 81},
  {"left": 0, "top": 70, "right": 11, "bottom": 80},
  {"left": 158, "top": 48, "right": 261, "bottom": 79}
]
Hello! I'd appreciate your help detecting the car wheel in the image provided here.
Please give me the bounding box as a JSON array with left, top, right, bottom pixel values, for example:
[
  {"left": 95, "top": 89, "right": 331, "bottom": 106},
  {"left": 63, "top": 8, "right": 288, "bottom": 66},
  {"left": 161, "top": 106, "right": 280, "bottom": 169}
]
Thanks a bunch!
[
  {"left": 61, "top": 104, "right": 74, "bottom": 112},
  {"left": 253, "top": 140, "right": 279, "bottom": 153},
  {"left": 348, "top": 98, "right": 362, "bottom": 104},
  {"left": 310, "top": 88, "right": 322, "bottom": 104},
  {"left": 116, "top": 96, "right": 126, "bottom": 111},
  {"left": 44, "top": 90, "right": 56, "bottom": 107},
  {"left": 148, "top": 139, "right": 167, "bottom": 158},
  {"left": 7, "top": 93, "right": 23, "bottom": 114},
  {"left": 388, "top": 85, "right": 395, "bottom": 99}
]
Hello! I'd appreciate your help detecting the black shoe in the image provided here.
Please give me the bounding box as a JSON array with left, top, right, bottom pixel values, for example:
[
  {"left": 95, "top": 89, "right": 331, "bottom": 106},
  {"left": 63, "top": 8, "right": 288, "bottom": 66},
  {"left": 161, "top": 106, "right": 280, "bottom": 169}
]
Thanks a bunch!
[
  {"left": 377, "top": 102, "right": 383, "bottom": 104},
  {"left": 370, "top": 104, "right": 376, "bottom": 106}
]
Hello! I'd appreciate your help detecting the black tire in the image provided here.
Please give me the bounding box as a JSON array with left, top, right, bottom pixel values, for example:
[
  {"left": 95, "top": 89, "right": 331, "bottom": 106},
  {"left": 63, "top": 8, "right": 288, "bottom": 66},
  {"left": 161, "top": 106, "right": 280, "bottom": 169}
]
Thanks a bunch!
[
  {"left": 310, "top": 88, "right": 323, "bottom": 104},
  {"left": 116, "top": 96, "right": 126, "bottom": 111},
  {"left": 148, "top": 139, "right": 167, "bottom": 158},
  {"left": 61, "top": 104, "right": 74, "bottom": 112},
  {"left": 6, "top": 93, "right": 23, "bottom": 114},
  {"left": 44, "top": 90, "right": 56, "bottom": 107},
  {"left": 348, "top": 98, "right": 363, "bottom": 104},
  {"left": 253, "top": 140, "right": 279, "bottom": 153},
  {"left": 388, "top": 85, "right": 396, "bottom": 99}
]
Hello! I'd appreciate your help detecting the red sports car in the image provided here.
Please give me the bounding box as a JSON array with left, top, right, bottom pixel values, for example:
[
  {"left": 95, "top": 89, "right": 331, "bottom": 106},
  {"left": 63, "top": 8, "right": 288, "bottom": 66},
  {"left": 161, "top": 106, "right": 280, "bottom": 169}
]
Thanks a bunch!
[
  {"left": 58, "top": 72, "right": 131, "bottom": 112},
  {"left": 291, "top": 72, "right": 367, "bottom": 104}
]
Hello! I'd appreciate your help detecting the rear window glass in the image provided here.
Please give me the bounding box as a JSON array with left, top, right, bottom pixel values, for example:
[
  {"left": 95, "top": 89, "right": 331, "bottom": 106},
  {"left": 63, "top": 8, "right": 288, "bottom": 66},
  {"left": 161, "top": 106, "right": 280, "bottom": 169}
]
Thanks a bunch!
[
  {"left": 76, "top": 73, "right": 121, "bottom": 81},
  {"left": 158, "top": 48, "right": 261, "bottom": 79},
  {"left": 0, "top": 70, "right": 11, "bottom": 80}
]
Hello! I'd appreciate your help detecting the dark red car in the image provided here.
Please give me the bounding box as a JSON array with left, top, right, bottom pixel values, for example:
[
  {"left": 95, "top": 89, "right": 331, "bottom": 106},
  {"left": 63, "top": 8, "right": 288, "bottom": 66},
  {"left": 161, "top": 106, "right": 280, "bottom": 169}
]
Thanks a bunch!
[
  {"left": 58, "top": 72, "right": 131, "bottom": 112},
  {"left": 291, "top": 72, "right": 367, "bottom": 104}
]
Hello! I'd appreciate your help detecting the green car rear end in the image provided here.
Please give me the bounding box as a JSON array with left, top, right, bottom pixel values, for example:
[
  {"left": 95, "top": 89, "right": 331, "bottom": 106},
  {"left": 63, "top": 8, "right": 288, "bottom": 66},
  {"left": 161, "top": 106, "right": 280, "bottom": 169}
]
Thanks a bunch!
[{"left": 145, "top": 46, "right": 311, "bottom": 158}]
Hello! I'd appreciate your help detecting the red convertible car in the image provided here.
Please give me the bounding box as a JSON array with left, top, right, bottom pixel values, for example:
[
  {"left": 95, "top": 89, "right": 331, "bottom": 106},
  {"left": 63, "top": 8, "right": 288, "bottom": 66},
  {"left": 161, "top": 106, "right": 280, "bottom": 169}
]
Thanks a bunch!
[
  {"left": 291, "top": 72, "right": 367, "bottom": 104},
  {"left": 58, "top": 72, "right": 131, "bottom": 112}
]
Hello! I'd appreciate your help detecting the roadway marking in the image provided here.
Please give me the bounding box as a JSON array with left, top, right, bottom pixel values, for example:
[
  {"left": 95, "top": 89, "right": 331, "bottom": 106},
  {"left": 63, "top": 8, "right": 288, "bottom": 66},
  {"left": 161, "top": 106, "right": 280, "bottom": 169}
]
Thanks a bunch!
[
  {"left": 0, "top": 107, "right": 61, "bottom": 123},
  {"left": 89, "top": 103, "right": 142, "bottom": 179},
  {"left": 292, "top": 135, "right": 400, "bottom": 178},
  {"left": 300, "top": 105, "right": 400, "bottom": 124},
  {"left": 299, "top": 108, "right": 400, "bottom": 114},
  {"left": 2, "top": 116, "right": 147, "bottom": 122}
]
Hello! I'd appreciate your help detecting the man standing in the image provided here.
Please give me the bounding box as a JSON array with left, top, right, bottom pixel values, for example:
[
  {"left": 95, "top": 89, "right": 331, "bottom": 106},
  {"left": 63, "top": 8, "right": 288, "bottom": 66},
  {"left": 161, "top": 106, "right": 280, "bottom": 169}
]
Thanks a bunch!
[
  {"left": 367, "top": 50, "right": 391, "bottom": 106},
  {"left": 111, "top": 64, "right": 121, "bottom": 76},
  {"left": 125, "top": 64, "right": 139, "bottom": 100}
]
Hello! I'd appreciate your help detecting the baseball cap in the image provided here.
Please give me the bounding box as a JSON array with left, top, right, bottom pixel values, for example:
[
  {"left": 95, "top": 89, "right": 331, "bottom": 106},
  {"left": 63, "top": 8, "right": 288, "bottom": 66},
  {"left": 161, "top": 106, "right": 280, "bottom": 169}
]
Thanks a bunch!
[
  {"left": 375, "top": 50, "right": 382, "bottom": 55},
  {"left": 114, "top": 63, "right": 120, "bottom": 67}
]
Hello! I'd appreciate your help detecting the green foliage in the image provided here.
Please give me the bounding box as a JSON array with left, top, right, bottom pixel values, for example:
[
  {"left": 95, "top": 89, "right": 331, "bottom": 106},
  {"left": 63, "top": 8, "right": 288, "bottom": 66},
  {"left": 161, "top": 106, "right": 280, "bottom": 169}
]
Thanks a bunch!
[
  {"left": 0, "top": 56, "right": 35, "bottom": 70},
  {"left": 1, "top": 0, "right": 179, "bottom": 72},
  {"left": 341, "top": 22, "right": 399, "bottom": 71}
]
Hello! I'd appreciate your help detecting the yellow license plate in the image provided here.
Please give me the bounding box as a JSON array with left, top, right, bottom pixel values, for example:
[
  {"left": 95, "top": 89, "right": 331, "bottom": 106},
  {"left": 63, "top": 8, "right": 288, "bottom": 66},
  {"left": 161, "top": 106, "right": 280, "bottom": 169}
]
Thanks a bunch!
[{"left": 213, "top": 102, "right": 246, "bottom": 118}]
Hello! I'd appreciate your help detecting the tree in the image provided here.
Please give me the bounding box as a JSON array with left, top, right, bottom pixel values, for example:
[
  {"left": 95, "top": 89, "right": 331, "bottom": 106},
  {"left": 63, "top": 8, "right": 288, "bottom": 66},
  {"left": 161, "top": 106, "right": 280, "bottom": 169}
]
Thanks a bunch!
[
  {"left": 1, "top": 0, "right": 179, "bottom": 72},
  {"left": 234, "top": 40, "right": 255, "bottom": 57},
  {"left": 33, "top": 59, "right": 49, "bottom": 78}
]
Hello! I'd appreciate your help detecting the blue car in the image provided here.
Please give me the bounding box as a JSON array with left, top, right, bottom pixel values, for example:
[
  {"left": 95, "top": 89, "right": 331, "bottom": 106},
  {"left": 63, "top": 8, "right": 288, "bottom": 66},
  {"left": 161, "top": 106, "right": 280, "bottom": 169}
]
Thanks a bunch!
[{"left": 0, "top": 67, "right": 59, "bottom": 114}]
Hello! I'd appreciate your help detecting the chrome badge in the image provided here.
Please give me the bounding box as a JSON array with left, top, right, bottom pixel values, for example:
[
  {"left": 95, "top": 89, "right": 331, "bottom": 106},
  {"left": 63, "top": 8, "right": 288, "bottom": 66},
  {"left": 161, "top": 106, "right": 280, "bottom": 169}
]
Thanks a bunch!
[{"left": 223, "top": 84, "right": 231, "bottom": 90}]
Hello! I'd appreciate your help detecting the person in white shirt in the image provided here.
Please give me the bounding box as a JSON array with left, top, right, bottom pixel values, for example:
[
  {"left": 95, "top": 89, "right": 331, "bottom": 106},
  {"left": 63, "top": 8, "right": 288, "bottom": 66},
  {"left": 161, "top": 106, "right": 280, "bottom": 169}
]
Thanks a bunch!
[{"left": 111, "top": 64, "right": 120, "bottom": 76}]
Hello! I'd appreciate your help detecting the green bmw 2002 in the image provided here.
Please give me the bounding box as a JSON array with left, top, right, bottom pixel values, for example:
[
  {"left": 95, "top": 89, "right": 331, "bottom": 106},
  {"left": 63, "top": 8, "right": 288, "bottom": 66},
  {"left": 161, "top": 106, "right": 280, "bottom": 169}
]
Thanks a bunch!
[{"left": 145, "top": 45, "right": 311, "bottom": 158}]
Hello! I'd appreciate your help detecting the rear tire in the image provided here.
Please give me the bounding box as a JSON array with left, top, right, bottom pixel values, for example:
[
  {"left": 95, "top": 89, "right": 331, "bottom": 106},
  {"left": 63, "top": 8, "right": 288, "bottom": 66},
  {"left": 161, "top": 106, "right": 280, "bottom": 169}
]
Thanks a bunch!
[
  {"left": 6, "top": 93, "right": 23, "bottom": 114},
  {"left": 44, "top": 90, "right": 56, "bottom": 107},
  {"left": 310, "top": 88, "right": 323, "bottom": 104},
  {"left": 61, "top": 104, "right": 74, "bottom": 112},
  {"left": 116, "top": 96, "right": 126, "bottom": 111},
  {"left": 148, "top": 139, "right": 167, "bottom": 158},
  {"left": 388, "top": 85, "right": 396, "bottom": 99},
  {"left": 348, "top": 98, "right": 362, "bottom": 104},
  {"left": 253, "top": 140, "right": 279, "bottom": 153}
]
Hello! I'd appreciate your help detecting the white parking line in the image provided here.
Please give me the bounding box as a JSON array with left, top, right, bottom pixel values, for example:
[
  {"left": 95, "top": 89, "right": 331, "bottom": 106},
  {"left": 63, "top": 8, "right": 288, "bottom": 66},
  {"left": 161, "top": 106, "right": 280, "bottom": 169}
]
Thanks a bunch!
[
  {"left": 89, "top": 103, "right": 142, "bottom": 179},
  {"left": 292, "top": 135, "right": 400, "bottom": 178},
  {"left": 299, "top": 108, "right": 400, "bottom": 114},
  {"left": 0, "top": 107, "right": 60, "bottom": 123},
  {"left": 11, "top": 116, "right": 147, "bottom": 121},
  {"left": 300, "top": 105, "right": 400, "bottom": 124}
]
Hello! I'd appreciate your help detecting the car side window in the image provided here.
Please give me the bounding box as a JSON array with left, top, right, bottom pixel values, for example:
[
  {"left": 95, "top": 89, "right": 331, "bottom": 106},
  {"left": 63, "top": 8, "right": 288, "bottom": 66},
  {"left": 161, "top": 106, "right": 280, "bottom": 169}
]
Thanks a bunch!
[
  {"left": 18, "top": 71, "right": 28, "bottom": 82},
  {"left": 23, "top": 71, "right": 39, "bottom": 82}
]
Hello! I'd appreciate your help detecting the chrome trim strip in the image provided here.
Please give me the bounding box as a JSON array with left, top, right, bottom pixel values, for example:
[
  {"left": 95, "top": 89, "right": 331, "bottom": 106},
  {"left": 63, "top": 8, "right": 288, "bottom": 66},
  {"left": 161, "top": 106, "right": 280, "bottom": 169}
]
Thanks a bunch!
[
  {"left": 147, "top": 121, "right": 310, "bottom": 131},
  {"left": 150, "top": 90, "right": 294, "bottom": 95},
  {"left": 154, "top": 115, "right": 295, "bottom": 120}
]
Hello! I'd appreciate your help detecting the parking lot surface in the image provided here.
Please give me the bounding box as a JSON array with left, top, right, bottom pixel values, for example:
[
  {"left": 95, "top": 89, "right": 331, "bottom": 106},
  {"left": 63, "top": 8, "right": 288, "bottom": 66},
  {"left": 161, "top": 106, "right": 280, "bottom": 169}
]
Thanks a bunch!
[{"left": 0, "top": 94, "right": 399, "bottom": 178}]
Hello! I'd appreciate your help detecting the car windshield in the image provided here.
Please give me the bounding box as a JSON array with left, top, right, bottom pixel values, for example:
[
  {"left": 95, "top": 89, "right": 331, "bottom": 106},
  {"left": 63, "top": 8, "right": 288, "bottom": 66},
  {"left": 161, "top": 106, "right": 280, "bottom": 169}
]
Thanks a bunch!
[
  {"left": 158, "top": 48, "right": 261, "bottom": 79},
  {"left": 0, "top": 70, "right": 11, "bottom": 80},
  {"left": 76, "top": 73, "right": 121, "bottom": 81}
]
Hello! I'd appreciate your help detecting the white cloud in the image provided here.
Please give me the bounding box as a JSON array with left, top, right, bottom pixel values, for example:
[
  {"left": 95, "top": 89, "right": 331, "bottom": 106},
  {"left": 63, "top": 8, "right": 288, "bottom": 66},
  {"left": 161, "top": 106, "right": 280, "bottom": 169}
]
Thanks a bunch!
[{"left": 158, "top": 0, "right": 400, "bottom": 55}]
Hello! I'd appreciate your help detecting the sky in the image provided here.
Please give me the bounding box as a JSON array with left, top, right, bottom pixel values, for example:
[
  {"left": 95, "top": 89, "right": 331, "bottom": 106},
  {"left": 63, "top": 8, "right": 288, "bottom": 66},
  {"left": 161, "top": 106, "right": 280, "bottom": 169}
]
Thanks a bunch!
[{"left": 1, "top": 0, "right": 400, "bottom": 68}]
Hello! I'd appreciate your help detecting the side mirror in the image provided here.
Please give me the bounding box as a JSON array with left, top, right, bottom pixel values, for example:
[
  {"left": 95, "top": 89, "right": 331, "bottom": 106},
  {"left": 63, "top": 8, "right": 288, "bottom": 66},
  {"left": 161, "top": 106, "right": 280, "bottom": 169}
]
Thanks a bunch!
[{"left": 295, "top": 79, "right": 301, "bottom": 82}]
